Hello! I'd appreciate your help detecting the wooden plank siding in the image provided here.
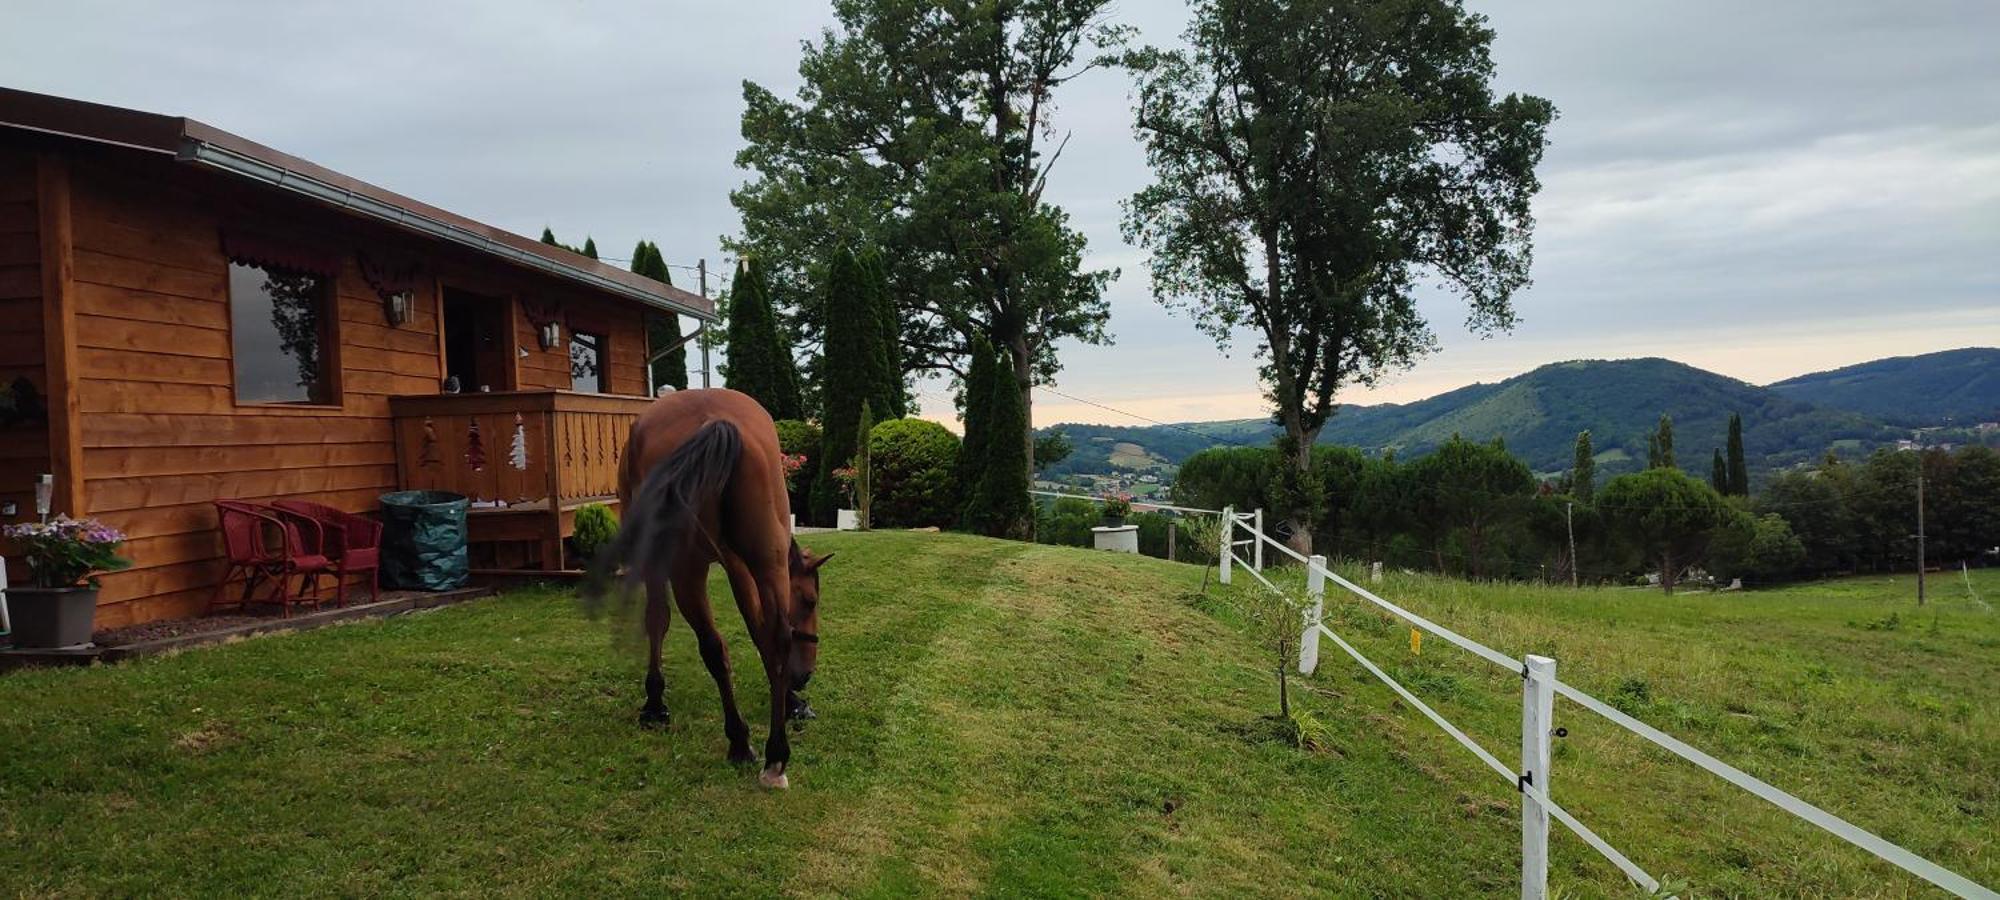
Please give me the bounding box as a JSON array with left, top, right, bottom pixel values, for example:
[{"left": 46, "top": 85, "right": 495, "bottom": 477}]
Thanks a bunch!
[
  {"left": 36, "top": 152, "right": 663, "bottom": 628},
  {"left": 0, "top": 149, "right": 49, "bottom": 580}
]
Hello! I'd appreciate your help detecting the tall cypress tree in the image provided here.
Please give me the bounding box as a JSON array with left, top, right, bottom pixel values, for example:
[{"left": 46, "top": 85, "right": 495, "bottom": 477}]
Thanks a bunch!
[
  {"left": 630, "top": 241, "right": 688, "bottom": 392},
  {"left": 856, "top": 246, "right": 904, "bottom": 417},
  {"left": 1572, "top": 430, "right": 1595, "bottom": 502},
  {"left": 582, "top": 237, "right": 599, "bottom": 260},
  {"left": 1711, "top": 449, "right": 1729, "bottom": 493},
  {"left": 813, "top": 247, "right": 877, "bottom": 523},
  {"left": 956, "top": 337, "right": 998, "bottom": 522},
  {"left": 540, "top": 227, "right": 560, "bottom": 246},
  {"left": 722, "top": 258, "right": 803, "bottom": 420},
  {"left": 1654, "top": 414, "right": 1676, "bottom": 470},
  {"left": 967, "top": 343, "right": 1032, "bottom": 540},
  {"left": 1726, "top": 413, "right": 1749, "bottom": 496}
]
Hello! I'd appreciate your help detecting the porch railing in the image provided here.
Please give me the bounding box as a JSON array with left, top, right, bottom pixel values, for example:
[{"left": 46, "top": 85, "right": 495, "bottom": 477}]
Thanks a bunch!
[{"left": 388, "top": 390, "right": 653, "bottom": 509}]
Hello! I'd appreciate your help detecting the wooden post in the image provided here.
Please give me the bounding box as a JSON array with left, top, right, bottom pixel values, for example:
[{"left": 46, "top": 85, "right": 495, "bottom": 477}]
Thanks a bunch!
[
  {"left": 37, "top": 155, "right": 84, "bottom": 518},
  {"left": 698, "top": 259, "right": 712, "bottom": 389},
  {"left": 1299, "top": 554, "right": 1326, "bottom": 674},
  {"left": 1521, "top": 655, "right": 1556, "bottom": 900},
  {"left": 1167, "top": 520, "right": 1176, "bottom": 562},
  {"left": 542, "top": 407, "right": 563, "bottom": 570},
  {"left": 1219, "top": 506, "right": 1233, "bottom": 586},
  {"left": 1252, "top": 508, "right": 1264, "bottom": 572}
]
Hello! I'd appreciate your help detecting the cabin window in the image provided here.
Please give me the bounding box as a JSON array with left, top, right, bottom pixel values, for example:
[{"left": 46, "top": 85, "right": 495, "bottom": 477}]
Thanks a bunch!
[
  {"left": 570, "top": 330, "right": 608, "bottom": 393},
  {"left": 228, "top": 262, "right": 337, "bottom": 404}
]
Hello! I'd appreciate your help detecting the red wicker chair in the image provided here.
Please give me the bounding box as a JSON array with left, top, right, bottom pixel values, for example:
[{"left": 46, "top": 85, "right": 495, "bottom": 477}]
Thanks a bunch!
[
  {"left": 211, "top": 500, "right": 334, "bottom": 618},
  {"left": 271, "top": 500, "right": 382, "bottom": 606}
]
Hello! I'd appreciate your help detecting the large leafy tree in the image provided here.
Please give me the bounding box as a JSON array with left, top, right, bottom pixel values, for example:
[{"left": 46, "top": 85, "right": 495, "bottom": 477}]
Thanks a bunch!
[
  {"left": 731, "top": 0, "right": 1124, "bottom": 465},
  {"left": 1404, "top": 436, "right": 1535, "bottom": 578},
  {"left": 1123, "top": 0, "right": 1554, "bottom": 552},
  {"left": 1599, "top": 468, "right": 1726, "bottom": 594},
  {"left": 722, "top": 258, "right": 804, "bottom": 420}
]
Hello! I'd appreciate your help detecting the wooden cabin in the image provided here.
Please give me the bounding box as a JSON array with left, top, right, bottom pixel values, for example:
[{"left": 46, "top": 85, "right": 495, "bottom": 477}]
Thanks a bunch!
[{"left": 0, "top": 88, "right": 716, "bottom": 629}]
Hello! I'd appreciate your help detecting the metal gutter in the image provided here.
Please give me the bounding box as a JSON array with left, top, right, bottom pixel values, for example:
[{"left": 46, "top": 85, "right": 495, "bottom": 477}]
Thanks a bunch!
[{"left": 175, "top": 138, "right": 716, "bottom": 322}]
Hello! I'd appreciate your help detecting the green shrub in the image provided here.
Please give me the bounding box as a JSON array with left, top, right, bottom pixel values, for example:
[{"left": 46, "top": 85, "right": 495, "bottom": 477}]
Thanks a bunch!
[
  {"left": 774, "top": 419, "right": 821, "bottom": 518},
  {"left": 1038, "top": 498, "right": 1099, "bottom": 547},
  {"left": 1134, "top": 511, "right": 1173, "bottom": 559},
  {"left": 868, "top": 418, "right": 961, "bottom": 528},
  {"left": 572, "top": 503, "right": 619, "bottom": 568}
]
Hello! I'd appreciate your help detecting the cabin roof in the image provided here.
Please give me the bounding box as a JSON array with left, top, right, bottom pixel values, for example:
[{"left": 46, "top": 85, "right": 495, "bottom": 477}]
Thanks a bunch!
[{"left": 0, "top": 86, "right": 716, "bottom": 321}]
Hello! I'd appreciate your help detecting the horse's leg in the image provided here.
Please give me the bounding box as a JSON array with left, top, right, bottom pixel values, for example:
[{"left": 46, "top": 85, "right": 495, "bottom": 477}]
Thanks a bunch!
[
  {"left": 639, "top": 575, "right": 673, "bottom": 728},
  {"left": 674, "top": 559, "right": 755, "bottom": 765}
]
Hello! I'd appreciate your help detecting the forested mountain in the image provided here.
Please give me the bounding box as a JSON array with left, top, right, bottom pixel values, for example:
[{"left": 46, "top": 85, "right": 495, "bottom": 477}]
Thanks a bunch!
[
  {"left": 1767, "top": 348, "right": 2000, "bottom": 427},
  {"left": 1039, "top": 356, "right": 1968, "bottom": 481}
]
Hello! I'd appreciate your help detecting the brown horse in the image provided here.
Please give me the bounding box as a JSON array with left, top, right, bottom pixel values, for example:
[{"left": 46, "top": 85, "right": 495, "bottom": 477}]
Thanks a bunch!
[{"left": 584, "top": 389, "right": 827, "bottom": 789}]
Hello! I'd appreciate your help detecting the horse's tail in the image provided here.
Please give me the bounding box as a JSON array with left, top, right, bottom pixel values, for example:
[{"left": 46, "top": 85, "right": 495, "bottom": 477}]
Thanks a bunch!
[{"left": 582, "top": 420, "right": 742, "bottom": 618}]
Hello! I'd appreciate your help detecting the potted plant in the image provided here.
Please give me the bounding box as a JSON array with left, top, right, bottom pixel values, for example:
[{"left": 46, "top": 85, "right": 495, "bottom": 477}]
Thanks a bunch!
[
  {"left": 3, "top": 515, "right": 131, "bottom": 648},
  {"left": 832, "top": 466, "right": 861, "bottom": 530},
  {"left": 1101, "top": 495, "right": 1133, "bottom": 528}
]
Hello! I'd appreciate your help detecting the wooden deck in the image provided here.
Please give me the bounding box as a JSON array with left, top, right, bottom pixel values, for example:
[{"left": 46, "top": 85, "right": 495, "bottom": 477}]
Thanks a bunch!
[{"left": 389, "top": 390, "right": 651, "bottom": 571}]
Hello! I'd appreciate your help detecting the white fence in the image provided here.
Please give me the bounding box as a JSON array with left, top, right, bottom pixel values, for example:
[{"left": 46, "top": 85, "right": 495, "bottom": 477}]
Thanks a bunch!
[{"left": 1215, "top": 506, "right": 1996, "bottom": 900}]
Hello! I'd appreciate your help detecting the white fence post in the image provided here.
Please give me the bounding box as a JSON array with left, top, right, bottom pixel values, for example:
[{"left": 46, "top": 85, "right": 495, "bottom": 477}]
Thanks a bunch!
[
  {"left": 1521, "top": 655, "right": 1556, "bottom": 900},
  {"left": 1218, "top": 506, "right": 1233, "bottom": 585},
  {"left": 1252, "top": 508, "right": 1264, "bottom": 572},
  {"left": 1299, "top": 554, "right": 1325, "bottom": 674}
]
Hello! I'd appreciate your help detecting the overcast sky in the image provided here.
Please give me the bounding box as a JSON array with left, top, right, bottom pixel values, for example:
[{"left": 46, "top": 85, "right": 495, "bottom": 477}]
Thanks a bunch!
[{"left": 7, "top": 1, "right": 1995, "bottom": 427}]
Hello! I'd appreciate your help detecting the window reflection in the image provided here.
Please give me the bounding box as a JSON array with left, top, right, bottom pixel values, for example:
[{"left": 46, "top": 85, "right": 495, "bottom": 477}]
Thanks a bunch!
[
  {"left": 229, "top": 262, "right": 333, "bottom": 404},
  {"left": 570, "top": 331, "right": 606, "bottom": 393}
]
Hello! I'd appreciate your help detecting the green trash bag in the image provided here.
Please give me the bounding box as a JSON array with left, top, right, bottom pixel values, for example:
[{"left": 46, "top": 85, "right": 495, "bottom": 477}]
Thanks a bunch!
[{"left": 378, "top": 491, "right": 470, "bottom": 591}]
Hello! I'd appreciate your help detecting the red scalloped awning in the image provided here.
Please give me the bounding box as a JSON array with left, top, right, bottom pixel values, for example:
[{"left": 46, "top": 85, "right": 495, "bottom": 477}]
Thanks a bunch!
[{"left": 219, "top": 230, "right": 340, "bottom": 278}]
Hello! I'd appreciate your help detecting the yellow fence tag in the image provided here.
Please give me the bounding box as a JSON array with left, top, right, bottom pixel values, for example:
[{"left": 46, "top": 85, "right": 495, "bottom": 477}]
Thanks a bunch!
[{"left": 1410, "top": 628, "right": 1422, "bottom": 655}]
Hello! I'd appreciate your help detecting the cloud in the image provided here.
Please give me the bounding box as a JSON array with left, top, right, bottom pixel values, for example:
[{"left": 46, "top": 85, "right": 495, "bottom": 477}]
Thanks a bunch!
[{"left": 6, "top": 0, "right": 1994, "bottom": 429}]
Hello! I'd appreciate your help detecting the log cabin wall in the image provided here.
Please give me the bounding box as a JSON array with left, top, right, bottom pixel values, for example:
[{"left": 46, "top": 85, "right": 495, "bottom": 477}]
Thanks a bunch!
[
  {"left": 46, "top": 148, "right": 658, "bottom": 628},
  {"left": 0, "top": 149, "right": 49, "bottom": 580}
]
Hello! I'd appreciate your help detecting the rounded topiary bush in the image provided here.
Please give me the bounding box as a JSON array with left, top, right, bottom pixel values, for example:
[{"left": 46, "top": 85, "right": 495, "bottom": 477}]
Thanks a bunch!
[
  {"left": 572, "top": 502, "right": 619, "bottom": 568},
  {"left": 867, "top": 418, "right": 961, "bottom": 528}
]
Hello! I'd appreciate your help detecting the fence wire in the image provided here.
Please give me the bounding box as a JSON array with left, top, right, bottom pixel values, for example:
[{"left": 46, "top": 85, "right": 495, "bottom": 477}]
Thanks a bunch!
[{"left": 1223, "top": 513, "right": 1997, "bottom": 900}]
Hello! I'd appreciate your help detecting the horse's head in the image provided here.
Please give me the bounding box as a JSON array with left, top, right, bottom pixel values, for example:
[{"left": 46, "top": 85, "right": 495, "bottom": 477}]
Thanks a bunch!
[{"left": 787, "top": 544, "right": 832, "bottom": 689}]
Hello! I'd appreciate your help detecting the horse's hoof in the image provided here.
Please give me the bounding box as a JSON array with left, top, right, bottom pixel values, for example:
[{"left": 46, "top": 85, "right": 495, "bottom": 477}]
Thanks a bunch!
[
  {"left": 759, "top": 767, "right": 789, "bottom": 790},
  {"left": 787, "top": 696, "right": 817, "bottom": 722},
  {"left": 638, "top": 708, "right": 670, "bottom": 729}
]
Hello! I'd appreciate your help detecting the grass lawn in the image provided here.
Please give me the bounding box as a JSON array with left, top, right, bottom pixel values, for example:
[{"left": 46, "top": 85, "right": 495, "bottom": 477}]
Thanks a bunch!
[{"left": 0, "top": 532, "right": 1992, "bottom": 897}]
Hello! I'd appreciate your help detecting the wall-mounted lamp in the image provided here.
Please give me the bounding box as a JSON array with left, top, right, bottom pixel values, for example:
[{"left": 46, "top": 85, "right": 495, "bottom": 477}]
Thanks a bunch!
[
  {"left": 538, "top": 319, "right": 562, "bottom": 351},
  {"left": 383, "top": 290, "right": 413, "bottom": 327}
]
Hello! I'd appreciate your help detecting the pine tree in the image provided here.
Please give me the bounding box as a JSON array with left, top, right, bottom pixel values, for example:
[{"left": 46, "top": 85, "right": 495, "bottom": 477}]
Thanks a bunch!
[
  {"left": 956, "top": 337, "right": 998, "bottom": 522},
  {"left": 813, "top": 247, "right": 881, "bottom": 523},
  {"left": 1654, "top": 414, "right": 1676, "bottom": 470},
  {"left": 1572, "top": 430, "right": 1595, "bottom": 502},
  {"left": 1726, "top": 413, "right": 1749, "bottom": 496},
  {"left": 581, "top": 237, "right": 598, "bottom": 260},
  {"left": 1712, "top": 448, "right": 1729, "bottom": 493},
  {"left": 540, "top": 227, "right": 559, "bottom": 246},
  {"left": 967, "top": 343, "right": 1031, "bottom": 540},
  {"left": 630, "top": 241, "right": 688, "bottom": 392},
  {"left": 721, "top": 258, "right": 803, "bottom": 420}
]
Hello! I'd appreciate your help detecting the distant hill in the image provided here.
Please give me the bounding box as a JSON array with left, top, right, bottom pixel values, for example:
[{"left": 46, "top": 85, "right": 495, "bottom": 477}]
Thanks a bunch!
[
  {"left": 1767, "top": 348, "right": 2000, "bottom": 427},
  {"left": 1040, "top": 357, "right": 1912, "bottom": 481}
]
